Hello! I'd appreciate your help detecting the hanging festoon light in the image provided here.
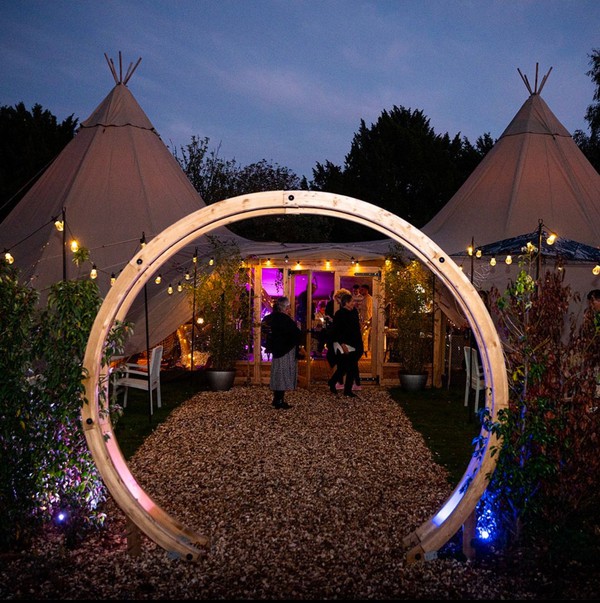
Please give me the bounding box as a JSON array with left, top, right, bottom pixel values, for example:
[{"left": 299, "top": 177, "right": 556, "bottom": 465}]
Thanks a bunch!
[
  {"left": 155, "top": 274, "right": 162, "bottom": 284},
  {"left": 177, "top": 281, "right": 183, "bottom": 293},
  {"left": 467, "top": 245, "right": 474, "bottom": 256},
  {"left": 54, "top": 217, "right": 64, "bottom": 232},
  {"left": 546, "top": 232, "right": 557, "bottom": 245},
  {"left": 505, "top": 255, "right": 513, "bottom": 265},
  {"left": 90, "top": 264, "right": 98, "bottom": 280},
  {"left": 4, "top": 250, "right": 14, "bottom": 264},
  {"left": 475, "top": 249, "right": 482, "bottom": 258},
  {"left": 70, "top": 240, "right": 79, "bottom": 253},
  {"left": 490, "top": 257, "right": 497, "bottom": 266},
  {"left": 209, "top": 256, "right": 214, "bottom": 266},
  {"left": 593, "top": 265, "right": 600, "bottom": 276},
  {"left": 167, "top": 284, "right": 174, "bottom": 295},
  {"left": 110, "top": 272, "right": 116, "bottom": 286},
  {"left": 140, "top": 232, "right": 146, "bottom": 248},
  {"left": 185, "top": 271, "right": 191, "bottom": 281},
  {"left": 284, "top": 255, "right": 289, "bottom": 263}
]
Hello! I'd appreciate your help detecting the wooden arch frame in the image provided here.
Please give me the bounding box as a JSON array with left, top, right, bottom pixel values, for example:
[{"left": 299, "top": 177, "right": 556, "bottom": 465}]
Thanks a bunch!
[{"left": 82, "top": 190, "right": 508, "bottom": 562}]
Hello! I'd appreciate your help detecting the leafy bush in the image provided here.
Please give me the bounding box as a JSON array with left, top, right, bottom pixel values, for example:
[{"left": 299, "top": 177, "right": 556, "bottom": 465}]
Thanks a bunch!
[
  {"left": 0, "top": 261, "right": 128, "bottom": 550},
  {"left": 479, "top": 264, "right": 600, "bottom": 548}
]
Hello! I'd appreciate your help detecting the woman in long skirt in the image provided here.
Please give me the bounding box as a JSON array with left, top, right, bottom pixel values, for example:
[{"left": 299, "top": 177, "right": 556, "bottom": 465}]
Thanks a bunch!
[{"left": 262, "top": 296, "right": 301, "bottom": 409}]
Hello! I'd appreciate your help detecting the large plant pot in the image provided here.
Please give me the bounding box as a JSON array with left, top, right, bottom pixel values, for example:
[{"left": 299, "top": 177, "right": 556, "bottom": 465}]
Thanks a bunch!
[
  {"left": 399, "top": 372, "right": 428, "bottom": 392},
  {"left": 206, "top": 369, "right": 236, "bottom": 391}
]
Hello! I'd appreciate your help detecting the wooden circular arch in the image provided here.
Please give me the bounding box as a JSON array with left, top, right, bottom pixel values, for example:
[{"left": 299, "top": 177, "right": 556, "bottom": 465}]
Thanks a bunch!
[{"left": 82, "top": 190, "right": 508, "bottom": 562}]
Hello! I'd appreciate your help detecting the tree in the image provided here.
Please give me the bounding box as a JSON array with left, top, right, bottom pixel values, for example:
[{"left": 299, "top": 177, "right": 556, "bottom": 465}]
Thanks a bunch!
[
  {"left": 573, "top": 48, "right": 600, "bottom": 173},
  {"left": 0, "top": 103, "right": 78, "bottom": 222},
  {"left": 173, "top": 136, "right": 331, "bottom": 242},
  {"left": 310, "top": 106, "right": 490, "bottom": 241}
]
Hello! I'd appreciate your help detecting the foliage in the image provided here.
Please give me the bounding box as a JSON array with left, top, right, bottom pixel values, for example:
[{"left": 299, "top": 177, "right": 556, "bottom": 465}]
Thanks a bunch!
[
  {"left": 0, "top": 263, "right": 40, "bottom": 549},
  {"left": 189, "top": 236, "right": 251, "bottom": 370},
  {"left": 380, "top": 244, "right": 433, "bottom": 373},
  {"left": 173, "top": 136, "right": 331, "bottom": 242},
  {"left": 0, "top": 260, "right": 129, "bottom": 551},
  {"left": 573, "top": 48, "right": 600, "bottom": 173},
  {"left": 0, "top": 102, "right": 78, "bottom": 222},
  {"left": 479, "top": 259, "right": 600, "bottom": 549},
  {"left": 311, "top": 105, "right": 491, "bottom": 240}
]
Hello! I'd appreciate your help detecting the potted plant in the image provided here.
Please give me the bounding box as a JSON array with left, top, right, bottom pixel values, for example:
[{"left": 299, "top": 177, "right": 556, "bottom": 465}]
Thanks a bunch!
[
  {"left": 188, "top": 235, "right": 250, "bottom": 390},
  {"left": 381, "top": 244, "right": 433, "bottom": 391}
]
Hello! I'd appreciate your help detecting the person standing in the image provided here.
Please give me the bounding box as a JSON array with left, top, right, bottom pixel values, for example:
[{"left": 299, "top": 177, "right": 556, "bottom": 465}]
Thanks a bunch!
[
  {"left": 262, "top": 296, "right": 301, "bottom": 409},
  {"left": 328, "top": 293, "right": 364, "bottom": 397},
  {"left": 359, "top": 284, "right": 373, "bottom": 357}
]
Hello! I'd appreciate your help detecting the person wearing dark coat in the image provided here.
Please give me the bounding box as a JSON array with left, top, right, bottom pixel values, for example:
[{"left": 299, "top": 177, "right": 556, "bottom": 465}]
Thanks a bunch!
[
  {"left": 328, "top": 293, "right": 364, "bottom": 397},
  {"left": 262, "top": 296, "right": 301, "bottom": 409}
]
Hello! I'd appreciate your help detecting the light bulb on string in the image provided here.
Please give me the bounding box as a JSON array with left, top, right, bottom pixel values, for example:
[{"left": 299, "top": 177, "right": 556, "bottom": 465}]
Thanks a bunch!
[
  {"left": 140, "top": 233, "right": 146, "bottom": 248},
  {"left": 467, "top": 245, "right": 474, "bottom": 256},
  {"left": 167, "top": 284, "right": 173, "bottom": 295},
  {"left": 209, "top": 257, "right": 214, "bottom": 266},
  {"left": 475, "top": 249, "right": 482, "bottom": 258},
  {"left": 490, "top": 257, "right": 497, "bottom": 266},
  {"left": 177, "top": 282, "right": 183, "bottom": 293},
  {"left": 284, "top": 255, "right": 289, "bottom": 263},
  {"left": 185, "top": 271, "right": 190, "bottom": 281},
  {"left": 90, "top": 264, "right": 97, "bottom": 280},
  {"left": 4, "top": 251, "right": 14, "bottom": 264},
  {"left": 547, "top": 233, "right": 557, "bottom": 245},
  {"left": 593, "top": 265, "right": 600, "bottom": 276},
  {"left": 110, "top": 273, "right": 116, "bottom": 286},
  {"left": 70, "top": 240, "right": 79, "bottom": 253},
  {"left": 54, "top": 219, "right": 64, "bottom": 232},
  {"left": 155, "top": 274, "right": 162, "bottom": 284},
  {"left": 505, "top": 255, "right": 512, "bottom": 265}
]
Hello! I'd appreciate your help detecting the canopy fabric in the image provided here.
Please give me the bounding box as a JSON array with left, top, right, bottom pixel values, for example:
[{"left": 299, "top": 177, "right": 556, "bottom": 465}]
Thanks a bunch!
[
  {"left": 423, "top": 92, "right": 600, "bottom": 256},
  {"left": 422, "top": 85, "right": 600, "bottom": 309}
]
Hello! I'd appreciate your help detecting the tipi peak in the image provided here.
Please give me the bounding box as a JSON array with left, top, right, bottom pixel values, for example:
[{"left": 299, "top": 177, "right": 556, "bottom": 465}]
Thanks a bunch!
[
  {"left": 517, "top": 62, "right": 553, "bottom": 96},
  {"left": 104, "top": 51, "right": 142, "bottom": 86}
]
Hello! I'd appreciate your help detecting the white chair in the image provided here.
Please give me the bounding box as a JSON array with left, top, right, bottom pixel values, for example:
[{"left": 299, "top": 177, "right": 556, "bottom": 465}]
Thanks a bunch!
[
  {"left": 464, "top": 346, "right": 485, "bottom": 412},
  {"left": 114, "top": 345, "right": 163, "bottom": 415}
]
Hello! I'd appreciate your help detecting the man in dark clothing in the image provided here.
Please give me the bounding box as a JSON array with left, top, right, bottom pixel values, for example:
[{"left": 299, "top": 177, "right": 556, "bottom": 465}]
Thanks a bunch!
[{"left": 328, "top": 293, "right": 363, "bottom": 397}]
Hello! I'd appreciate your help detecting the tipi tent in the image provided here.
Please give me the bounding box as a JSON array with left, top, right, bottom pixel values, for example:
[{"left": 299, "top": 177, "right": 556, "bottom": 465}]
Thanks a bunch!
[
  {"left": 422, "top": 65, "right": 600, "bottom": 305},
  {"left": 0, "top": 55, "right": 223, "bottom": 354}
]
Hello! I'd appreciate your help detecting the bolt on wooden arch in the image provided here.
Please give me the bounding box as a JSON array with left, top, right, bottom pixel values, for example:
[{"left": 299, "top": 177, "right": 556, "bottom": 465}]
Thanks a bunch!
[{"left": 81, "top": 190, "right": 508, "bottom": 562}]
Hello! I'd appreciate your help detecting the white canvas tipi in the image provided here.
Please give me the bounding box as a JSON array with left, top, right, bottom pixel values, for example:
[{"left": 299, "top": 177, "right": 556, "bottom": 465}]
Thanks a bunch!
[
  {"left": 423, "top": 65, "right": 600, "bottom": 302},
  {"left": 0, "top": 55, "right": 213, "bottom": 354}
]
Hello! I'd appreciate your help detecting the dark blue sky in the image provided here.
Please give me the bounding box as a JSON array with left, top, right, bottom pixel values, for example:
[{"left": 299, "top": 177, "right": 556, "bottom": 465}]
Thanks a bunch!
[{"left": 2, "top": 0, "right": 598, "bottom": 179}]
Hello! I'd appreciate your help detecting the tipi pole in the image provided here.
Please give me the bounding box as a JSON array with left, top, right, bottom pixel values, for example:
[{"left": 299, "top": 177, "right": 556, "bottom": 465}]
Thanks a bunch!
[
  {"left": 190, "top": 247, "right": 198, "bottom": 378},
  {"left": 141, "top": 232, "right": 152, "bottom": 423}
]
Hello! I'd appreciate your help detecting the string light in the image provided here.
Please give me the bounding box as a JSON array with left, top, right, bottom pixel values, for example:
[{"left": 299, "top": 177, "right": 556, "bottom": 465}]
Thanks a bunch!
[
  {"left": 475, "top": 249, "right": 482, "bottom": 258},
  {"left": 110, "top": 273, "right": 116, "bottom": 286},
  {"left": 467, "top": 245, "right": 474, "bottom": 256},
  {"left": 192, "top": 250, "right": 198, "bottom": 264},
  {"left": 4, "top": 251, "right": 14, "bottom": 264},
  {"left": 155, "top": 274, "right": 162, "bottom": 284},
  {"left": 177, "top": 282, "right": 183, "bottom": 292},
  {"left": 547, "top": 233, "right": 557, "bottom": 245},
  {"left": 90, "top": 264, "right": 98, "bottom": 279},
  {"left": 70, "top": 240, "right": 79, "bottom": 252},
  {"left": 185, "top": 271, "right": 190, "bottom": 281},
  {"left": 295, "top": 260, "right": 301, "bottom": 269},
  {"left": 593, "top": 265, "right": 600, "bottom": 276},
  {"left": 284, "top": 255, "right": 289, "bottom": 263},
  {"left": 505, "top": 255, "right": 513, "bottom": 265},
  {"left": 167, "top": 284, "right": 173, "bottom": 295},
  {"left": 490, "top": 257, "right": 497, "bottom": 266},
  {"left": 140, "top": 233, "right": 146, "bottom": 247},
  {"left": 266, "top": 258, "right": 272, "bottom": 266},
  {"left": 54, "top": 219, "right": 64, "bottom": 232},
  {"left": 209, "top": 257, "right": 214, "bottom": 266}
]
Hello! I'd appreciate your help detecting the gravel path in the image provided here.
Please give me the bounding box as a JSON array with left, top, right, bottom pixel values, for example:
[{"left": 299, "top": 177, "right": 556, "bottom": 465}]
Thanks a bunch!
[{"left": 1, "top": 386, "right": 598, "bottom": 599}]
